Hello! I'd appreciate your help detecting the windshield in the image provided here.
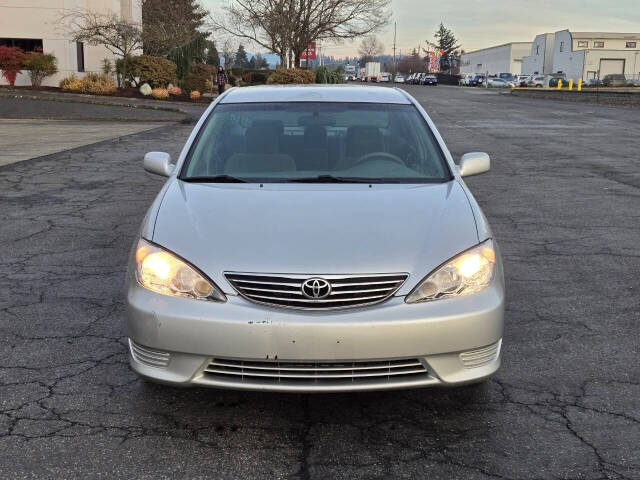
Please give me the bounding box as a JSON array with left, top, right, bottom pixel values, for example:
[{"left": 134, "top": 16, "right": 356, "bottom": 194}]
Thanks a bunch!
[{"left": 180, "top": 102, "right": 451, "bottom": 183}]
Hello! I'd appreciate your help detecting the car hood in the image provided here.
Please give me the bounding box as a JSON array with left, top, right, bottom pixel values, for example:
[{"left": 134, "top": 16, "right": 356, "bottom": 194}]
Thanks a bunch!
[{"left": 151, "top": 180, "right": 479, "bottom": 295}]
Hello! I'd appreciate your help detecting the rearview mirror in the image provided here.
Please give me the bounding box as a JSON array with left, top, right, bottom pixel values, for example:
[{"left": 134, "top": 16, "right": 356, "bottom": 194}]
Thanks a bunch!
[
  {"left": 458, "top": 152, "right": 490, "bottom": 177},
  {"left": 144, "top": 152, "right": 174, "bottom": 177}
]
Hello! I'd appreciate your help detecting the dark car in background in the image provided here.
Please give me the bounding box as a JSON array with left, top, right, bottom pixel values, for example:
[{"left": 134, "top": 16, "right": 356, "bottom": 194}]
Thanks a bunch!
[
  {"left": 422, "top": 74, "right": 438, "bottom": 86},
  {"left": 602, "top": 74, "right": 628, "bottom": 87},
  {"left": 472, "top": 75, "right": 486, "bottom": 87}
]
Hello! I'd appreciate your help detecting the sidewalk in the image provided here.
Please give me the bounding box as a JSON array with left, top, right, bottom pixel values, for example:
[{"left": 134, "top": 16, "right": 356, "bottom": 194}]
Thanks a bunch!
[{"left": 0, "top": 119, "right": 168, "bottom": 167}]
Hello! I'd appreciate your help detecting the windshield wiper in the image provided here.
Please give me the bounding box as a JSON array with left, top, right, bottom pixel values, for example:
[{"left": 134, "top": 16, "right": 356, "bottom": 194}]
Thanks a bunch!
[
  {"left": 287, "top": 175, "right": 377, "bottom": 184},
  {"left": 181, "top": 175, "right": 249, "bottom": 183}
]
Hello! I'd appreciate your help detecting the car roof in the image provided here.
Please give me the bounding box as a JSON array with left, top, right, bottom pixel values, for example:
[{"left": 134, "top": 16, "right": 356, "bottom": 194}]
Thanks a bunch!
[{"left": 220, "top": 85, "right": 412, "bottom": 104}]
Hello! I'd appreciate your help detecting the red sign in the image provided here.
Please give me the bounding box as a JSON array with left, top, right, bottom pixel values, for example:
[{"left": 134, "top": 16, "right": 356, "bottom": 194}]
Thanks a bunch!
[{"left": 300, "top": 42, "right": 316, "bottom": 60}]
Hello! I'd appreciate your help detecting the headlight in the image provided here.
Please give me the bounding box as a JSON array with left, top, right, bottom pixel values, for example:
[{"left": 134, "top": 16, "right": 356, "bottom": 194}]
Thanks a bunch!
[
  {"left": 405, "top": 239, "right": 496, "bottom": 303},
  {"left": 134, "top": 238, "right": 226, "bottom": 302}
]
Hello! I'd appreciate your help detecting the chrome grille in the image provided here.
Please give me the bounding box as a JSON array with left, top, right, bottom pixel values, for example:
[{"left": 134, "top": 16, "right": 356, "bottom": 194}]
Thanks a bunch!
[
  {"left": 204, "top": 358, "right": 428, "bottom": 385},
  {"left": 224, "top": 272, "right": 408, "bottom": 310}
]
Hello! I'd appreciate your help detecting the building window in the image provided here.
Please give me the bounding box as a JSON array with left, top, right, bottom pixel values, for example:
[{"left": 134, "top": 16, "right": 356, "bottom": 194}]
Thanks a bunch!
[
  {"left": 594, "top": 41, "right": 605, "bottom": 48},
  {"left": 626, "top": 42, "right": 637, "bottom": 48},
  {"left": 559, "top": 42, "right": 564, "bottom": 52},
  {"left": 577, "top": 41, "right": 588, "bottom": 48},
  {"left": 536, "top": 45, "right": 540, "bottom": 55},
  {"left": 76, "top": 42, "right": 85, "bottom": 72},
  {"left": 0, "top": 38, "right": 43, "bottom": 52}
]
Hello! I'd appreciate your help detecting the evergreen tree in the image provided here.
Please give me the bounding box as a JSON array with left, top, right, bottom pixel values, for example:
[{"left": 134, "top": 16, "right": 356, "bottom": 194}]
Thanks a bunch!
[
  {"left": 234, "top": 44, "right": 250, "bottom": 69},
  {"left": 250, "top": 53, "right": 268, "bottom": 69},
  {"left": 432, "top": 23, "right": 460, "bottom": 56},
  {"left": 142, "top": 0, "right": 209, "bottom": 56},
  {"left": 205, "top": 40, "right": 220, "bottom": 66}
]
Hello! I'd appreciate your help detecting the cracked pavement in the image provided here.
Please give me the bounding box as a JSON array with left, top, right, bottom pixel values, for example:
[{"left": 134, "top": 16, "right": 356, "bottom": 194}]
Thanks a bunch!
[{"left": 1, "top": 86, "right": 639, "bottom": 479}]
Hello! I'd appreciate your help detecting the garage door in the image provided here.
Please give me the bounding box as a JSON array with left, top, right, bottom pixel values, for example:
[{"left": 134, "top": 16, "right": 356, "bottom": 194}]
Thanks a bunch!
[{"left": 599, "top": 59, "right": 625, "bottom": 76}]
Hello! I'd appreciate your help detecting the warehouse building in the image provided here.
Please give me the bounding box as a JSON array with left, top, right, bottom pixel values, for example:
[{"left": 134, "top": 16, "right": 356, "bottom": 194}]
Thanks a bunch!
[
  {"left": 0, "top": 0, "right": 141, "bottom": 87},
  {"left": 460, "top": 42, "right": 532, "bottom": 76},
  {"left": 551, "top": 30, "right": 640, "bottom": 81},
  {"left": 521, "top": 33, "right": 555, "bottom": 75}
]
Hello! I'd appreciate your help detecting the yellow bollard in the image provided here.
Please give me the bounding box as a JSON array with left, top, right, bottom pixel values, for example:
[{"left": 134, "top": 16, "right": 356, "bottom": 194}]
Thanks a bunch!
[
  {"left": 569, "top": 79, "right": 573, "bottom": 90},
  {"left": 558, "top": 80, "right": 563, "bottom": 89},
  {"left": 578, "top": 79, "right": 582, "bottom": 91}
]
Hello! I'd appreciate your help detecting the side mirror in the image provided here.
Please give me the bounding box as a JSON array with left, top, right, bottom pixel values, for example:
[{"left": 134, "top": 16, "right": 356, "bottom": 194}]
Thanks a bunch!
[
  {"left": 458, "top": 152, "right": 490, "bottom": 177},
  {"left": 144, "top": 152, "right": 174, "bottom": 177}
]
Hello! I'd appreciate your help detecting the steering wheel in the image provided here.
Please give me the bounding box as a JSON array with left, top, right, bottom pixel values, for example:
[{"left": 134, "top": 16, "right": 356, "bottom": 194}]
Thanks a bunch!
[{"left": 354, "top": 152, "right": 406, "bottom": 167}]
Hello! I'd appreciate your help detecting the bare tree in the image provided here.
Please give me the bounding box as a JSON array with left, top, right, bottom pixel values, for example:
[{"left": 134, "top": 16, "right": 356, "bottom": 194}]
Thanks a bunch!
[
  {"left": 358, "top": 36, "right": 384, "bottom": 62},
  {"left": 210, "top": 0, "right": 293, "bottom": 68},
  {"left": 62, "top": 9, "right": 142, "bottom": 80},
  {"left": 218, "top": 38, "right": 238, "bottom": 69},
  {"left": 211, "top": 0, "right": 391, "bottom": 68}
]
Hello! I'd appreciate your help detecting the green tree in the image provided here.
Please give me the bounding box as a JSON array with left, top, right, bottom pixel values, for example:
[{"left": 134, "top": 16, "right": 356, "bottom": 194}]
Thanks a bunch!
[
  {"left": 142, "top": 0, "right": 209, "bottom": 56},
  {"left": 234, "top": 45, "right": 249, "bottom": 69},
  {"left": 431, "top": 23, "right": 460, "bottom": 57},
  {"left": 205, "top": 40, "right": 220, "bottom": 66},
  {"left": 249, "top": 53, "right": 268, "bottom": 69}
]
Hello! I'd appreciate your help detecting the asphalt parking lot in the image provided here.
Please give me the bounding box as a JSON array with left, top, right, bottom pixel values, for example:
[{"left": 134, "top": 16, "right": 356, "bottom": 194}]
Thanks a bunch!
[{"left": 1, "top": 85, "right": 639, "bottom": 479}]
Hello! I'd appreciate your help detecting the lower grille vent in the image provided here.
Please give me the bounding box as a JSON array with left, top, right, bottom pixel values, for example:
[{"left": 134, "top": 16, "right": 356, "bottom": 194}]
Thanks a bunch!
[
  {"left": 204, "top": 358, "right": 428, "bottom": 385},
  {"left": 129, "top": 339, "right": 171, "bottom": 368}
]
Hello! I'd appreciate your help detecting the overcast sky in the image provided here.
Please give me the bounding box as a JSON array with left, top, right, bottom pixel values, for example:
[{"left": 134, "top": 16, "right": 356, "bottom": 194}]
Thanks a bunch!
[{"left": 202, "top": 0, "right": 640, "bottom": 57}]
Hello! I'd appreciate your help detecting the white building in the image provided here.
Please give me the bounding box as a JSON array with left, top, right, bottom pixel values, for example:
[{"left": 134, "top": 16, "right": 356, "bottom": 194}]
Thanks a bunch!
[
  {"left": 522, "top": 33, "right": 555, "bottom": 75},
  {"left": 0, "top": 0, "right": 142, "bottom": 87},
  {"left": 551, "top": 30, "right": 640, "bottom": 81},
  {"left": 460, "top": 42, "right": 532, "bottom": 76}
]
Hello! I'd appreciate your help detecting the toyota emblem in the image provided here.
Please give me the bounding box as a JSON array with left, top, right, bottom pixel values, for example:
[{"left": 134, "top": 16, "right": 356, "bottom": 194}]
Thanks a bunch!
[{"left": 301, "top": 278, "right": 331, "bottom": 299}]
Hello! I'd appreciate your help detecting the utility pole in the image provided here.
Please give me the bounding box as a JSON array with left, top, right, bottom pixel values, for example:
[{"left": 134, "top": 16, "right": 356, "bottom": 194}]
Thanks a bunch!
[{"left": 393, "top": 22, "right": 397, "bottom": 75}]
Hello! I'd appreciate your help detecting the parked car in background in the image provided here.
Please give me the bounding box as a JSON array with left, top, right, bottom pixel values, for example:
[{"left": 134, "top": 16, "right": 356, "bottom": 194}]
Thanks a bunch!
[
  {"left": 379, "top": 72, "right": 391, "bottom": 83},
  {"left": 527, "top": 76, "right": 545, "bottom": 88},
  {"left": 602, "top": 74, "right": 628, "bottom": 87},
  {"left": 488, "top": 78, "right": 514, "bottom": 88},
  {"left": 548, "top": 77, "right": 569, "bottom": 88},
  {"left": 498, "top": 73, "right": 516, "bottom": 83},
  {"left": 459, "top": 74, "right": 474, "bottom": 86},
  {"left": 394, "top": 74, "right": 405, "bottom": 83},
  {"left": 516, "top": 75, "right": 530, "bottom": 87},
  {"left": 422, "top": 74, "right": 438, "bottom": 86},
  {"left": 128, "top": 85, "right": 504, "bottom": 392},
  {"left": 472, "top": 75, "right": 486, "bottom": 86}
]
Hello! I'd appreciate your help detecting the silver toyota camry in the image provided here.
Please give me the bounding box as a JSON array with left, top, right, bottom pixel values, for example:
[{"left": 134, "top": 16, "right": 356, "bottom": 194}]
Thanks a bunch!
[{"left": 126, "top": 85, "right": 504, "bottom": 392}]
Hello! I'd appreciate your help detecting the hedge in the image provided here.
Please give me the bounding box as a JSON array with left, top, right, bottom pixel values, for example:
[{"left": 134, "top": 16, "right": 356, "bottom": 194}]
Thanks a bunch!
[
  {"left": 266, "top": 69, "right": 315, "bottom": 85},
  {"left": 117, "top": 55, "right": 177, "bottom": 87}
]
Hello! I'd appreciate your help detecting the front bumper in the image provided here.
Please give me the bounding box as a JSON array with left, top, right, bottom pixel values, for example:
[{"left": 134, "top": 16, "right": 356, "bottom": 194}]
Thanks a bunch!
[{"left": 126, "top": 272, "right": 505, "bottom": 392}]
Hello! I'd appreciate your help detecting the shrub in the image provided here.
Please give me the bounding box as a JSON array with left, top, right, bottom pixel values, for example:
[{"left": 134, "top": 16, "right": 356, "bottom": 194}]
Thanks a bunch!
[
  {"left": 102, "top": 58, "right": 113, "bottom": 76},
  {"left": 22, "top": 52, "right": 58, "bottom": 87},
  {"left": 242, "top": 71, "right": 269, "bottom": 85},
  {"left": 81, "top": 73, "right": 117, "bottom": 94},
  {"left": 59, "top": 74, "right": 83, "bottom": 92},
  {"left": 151, "top": 88, "right": 169, "bottom": 100},
  {"left": 119, "top": 55, "right": 177, "bottom": 87},
  {"left": 168, "top": 86, "right": 182, "bottom": 96},
  {"left": 266, "top": 68, "right": 315, "bottom": 85},
  {"left": 190, "top": 90, "right": 201, "bottom": 100},
  {"left": 0, "top": 46, "right": 25, "bottom": 86},
  {"left": 190, "top": 63, "right": 215, "bottom": 78},
  {"left": 231, "top": 67, "right": 244, "bottom": 77},
  {"left": 315, "top": 66, "right": 345, "bottom": 84},
  {"left": 228, "top": 73, "right": 237, "bottom": 86},
  {"left": 182, "top": 73, "right": 208, "bottom": 94}
]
